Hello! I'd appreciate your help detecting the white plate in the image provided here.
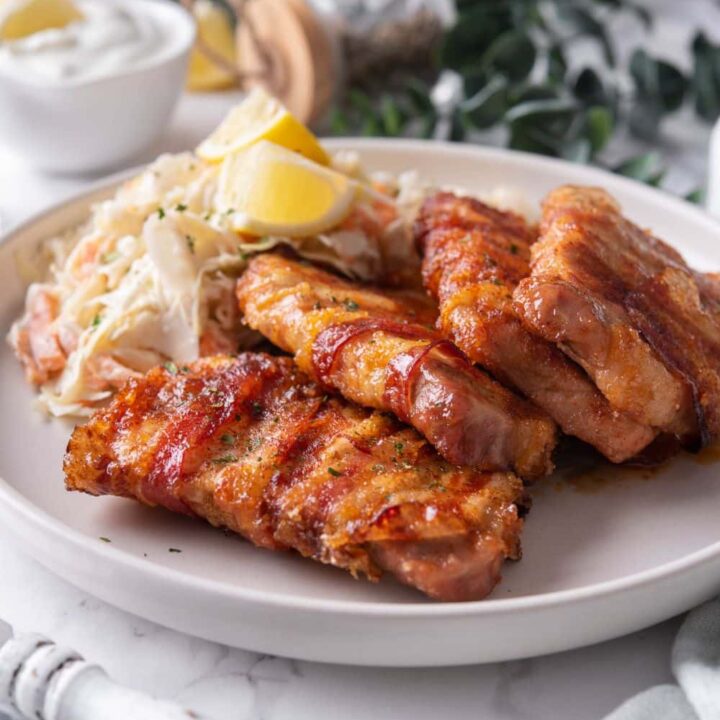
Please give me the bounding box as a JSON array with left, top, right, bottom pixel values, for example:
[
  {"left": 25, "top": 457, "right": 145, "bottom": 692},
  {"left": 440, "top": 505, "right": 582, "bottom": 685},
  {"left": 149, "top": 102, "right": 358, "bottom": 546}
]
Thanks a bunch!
[{"left": 1, "top": 140, "right": 720, "bottom": 667}]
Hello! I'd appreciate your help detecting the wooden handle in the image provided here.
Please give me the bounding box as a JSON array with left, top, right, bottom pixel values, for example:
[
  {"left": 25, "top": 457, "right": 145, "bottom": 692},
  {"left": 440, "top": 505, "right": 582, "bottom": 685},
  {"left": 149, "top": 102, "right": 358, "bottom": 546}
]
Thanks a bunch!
[{"left": 236, "top": 0, "right": 338, "bottom": 125}]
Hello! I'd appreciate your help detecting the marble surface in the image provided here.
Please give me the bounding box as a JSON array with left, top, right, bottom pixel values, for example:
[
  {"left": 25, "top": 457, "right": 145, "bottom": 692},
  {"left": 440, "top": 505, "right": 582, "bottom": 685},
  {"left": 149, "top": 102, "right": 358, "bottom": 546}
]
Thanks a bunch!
[
  {"left": 0, "top": 531, "right": 681, "bottom": 720},
  {"left": 1, "top": 4, "right": 718, "bottom": 715}
]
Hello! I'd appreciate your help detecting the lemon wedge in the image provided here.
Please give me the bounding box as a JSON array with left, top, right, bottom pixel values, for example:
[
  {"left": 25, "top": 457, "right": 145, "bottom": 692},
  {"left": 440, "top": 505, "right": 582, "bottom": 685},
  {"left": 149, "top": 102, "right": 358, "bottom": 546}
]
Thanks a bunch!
[
  {"left": 218, "top": 140, "right": 354, "bottom": 237},
  {"left": 197, "top": 88, "right": 330, "bottom": 165},
  {"left": 0, "top": 0, "right": 83, "bottom": 40},
  {"left": 186, "top": 0, "right": 237, "bottom": 92}
]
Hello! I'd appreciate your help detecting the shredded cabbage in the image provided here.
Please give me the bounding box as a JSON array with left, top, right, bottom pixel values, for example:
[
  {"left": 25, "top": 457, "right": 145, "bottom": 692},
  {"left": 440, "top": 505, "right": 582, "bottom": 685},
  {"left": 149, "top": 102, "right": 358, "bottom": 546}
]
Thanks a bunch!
[{"left": 8, "top": 150, "right": 423, "bottom": 416}]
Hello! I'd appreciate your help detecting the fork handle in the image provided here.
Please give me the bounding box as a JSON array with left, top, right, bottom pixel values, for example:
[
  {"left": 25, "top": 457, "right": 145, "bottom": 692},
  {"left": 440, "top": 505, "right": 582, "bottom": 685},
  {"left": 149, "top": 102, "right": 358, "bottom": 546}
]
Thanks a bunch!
[{"left": 0, "top": 633, "right": 204, "bottom": 720}]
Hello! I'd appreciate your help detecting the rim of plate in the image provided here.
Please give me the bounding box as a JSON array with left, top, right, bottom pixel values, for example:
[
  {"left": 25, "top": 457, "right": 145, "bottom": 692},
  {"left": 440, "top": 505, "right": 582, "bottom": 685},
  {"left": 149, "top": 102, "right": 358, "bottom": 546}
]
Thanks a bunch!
[{"left": 2, "top": 138, "right": 719, "bottom": 618}]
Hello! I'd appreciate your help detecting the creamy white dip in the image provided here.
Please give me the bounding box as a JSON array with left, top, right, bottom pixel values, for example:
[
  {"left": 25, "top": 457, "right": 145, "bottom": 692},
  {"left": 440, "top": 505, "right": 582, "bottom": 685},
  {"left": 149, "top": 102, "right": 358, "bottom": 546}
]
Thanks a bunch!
[{"left": 0, "top": 0, "right": 166, "bottom": 83}]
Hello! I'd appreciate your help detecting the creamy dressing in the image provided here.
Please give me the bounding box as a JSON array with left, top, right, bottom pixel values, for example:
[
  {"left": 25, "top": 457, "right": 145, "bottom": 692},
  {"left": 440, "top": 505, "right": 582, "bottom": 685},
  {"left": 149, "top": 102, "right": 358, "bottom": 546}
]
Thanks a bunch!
[{"left": 0, "top": 1, "right": 166, "bottom": 83}]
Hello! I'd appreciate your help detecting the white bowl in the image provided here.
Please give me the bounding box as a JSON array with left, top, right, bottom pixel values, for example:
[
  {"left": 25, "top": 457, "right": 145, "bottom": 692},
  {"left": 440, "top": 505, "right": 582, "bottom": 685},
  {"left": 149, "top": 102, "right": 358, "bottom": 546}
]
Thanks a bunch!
[{"left": 0, "top": 0, "right": 195, "bottom": 174}]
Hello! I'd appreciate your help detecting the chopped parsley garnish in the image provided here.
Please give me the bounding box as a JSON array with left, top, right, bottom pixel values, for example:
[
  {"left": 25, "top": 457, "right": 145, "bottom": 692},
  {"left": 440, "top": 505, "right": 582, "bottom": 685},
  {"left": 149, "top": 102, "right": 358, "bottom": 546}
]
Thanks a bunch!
[
  {"left": 251, "top": 401, "right": 263, "bottom": 418},
  {"left": 343, "top": 299, "right": 359, "bottom": 311},
  {"left": 372, "top": 463, "right": 385, "bottom": 473},
  {"left": 163, "top": 361, "right": 179, "bottom": 374},
  {"left": 225, "top": 207, "right": 235, "bottom": 215},
  {"left": 91, "top": 314, "right": 102, "bottom": 328},
  {"left": 327, "top": 467, "right": 342, "bottom": 477},
  {"left": 168, "top": 548, "right": 182, "bottom": 553},
  {"left": 182, "top": 365, "right": 191, "bottom": 373},
  {"left": 156, "top": 207, "right": 165, "bottom": 219},
  {"left": 313, "top": 301, "right": 322, "bottom": 311},
  {"left": 99, "top": 536, "right": 111, "bottom": 543},
  {"left": 175, "top": 203, "right": 188, "bottom": 212},
  {"left": 238, "top": 248, "right": 249, "bottom": 260},
  {"left": 101, "top": 251, "right": 120, "bottom": 263},
  {"left": 394, "top": 441, "right": 404, "bottom": 454},
  {"left": 490, "top": 278, "right": 504, "bottom": 286},
  {"left": 213, "top": 453, "right": 237, "bottom": 465},
  {"left": 203, "top": 212, "right": 212, "bottom": 221},
  {"left": 509, "top": 243, "right": 519, "bottom": 255},
  {"left": 220, "top": 433, "right": 234, "bottom": 445},
  {"left": 428, "top": 481, "right": 447, "bottom": 492},
  {"left": 234, "top": 413, "right": 243, "bottom": 422},
  {"left": 185, "top": 235, "right": 195, "bottom": 253}
]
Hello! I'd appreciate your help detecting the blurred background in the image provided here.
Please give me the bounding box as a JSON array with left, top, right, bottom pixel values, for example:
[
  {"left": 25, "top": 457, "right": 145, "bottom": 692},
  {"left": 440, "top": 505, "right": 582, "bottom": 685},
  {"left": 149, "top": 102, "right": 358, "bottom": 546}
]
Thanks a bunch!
[{"left": 1, "top": 0, "right": 720, "bottom": 228}]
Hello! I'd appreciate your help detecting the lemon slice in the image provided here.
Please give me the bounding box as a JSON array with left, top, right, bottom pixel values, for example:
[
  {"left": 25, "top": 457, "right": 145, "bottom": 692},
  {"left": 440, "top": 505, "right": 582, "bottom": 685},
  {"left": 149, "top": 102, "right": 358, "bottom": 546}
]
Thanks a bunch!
[
  {"left": 218, "top": 140, "right": 354, "bottom": 237},
  {"left": 186, "top": 0, "right": 237, "bottom": 92},
  {"left": 0, "top": 0, "right": 83, "bottom": 40},
  {"left": 197, "top": 88, "right": 329, "bottom": 165}
]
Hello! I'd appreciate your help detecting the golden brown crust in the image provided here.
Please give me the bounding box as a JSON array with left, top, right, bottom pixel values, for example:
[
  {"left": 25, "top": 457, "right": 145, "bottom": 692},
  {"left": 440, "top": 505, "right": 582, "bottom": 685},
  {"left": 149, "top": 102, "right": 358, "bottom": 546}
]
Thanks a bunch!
[
  {"left": 516, "top": 185, "right": 720, "bottom": 447},
  {"left": 64, "top": 353, "right": 526, "bottom": 601},
  {"left": 415, "top": 192, "right": 656, "bottom": 463},
  {"left": 236, "top": 254, "right": 557, "bottom": 478}
]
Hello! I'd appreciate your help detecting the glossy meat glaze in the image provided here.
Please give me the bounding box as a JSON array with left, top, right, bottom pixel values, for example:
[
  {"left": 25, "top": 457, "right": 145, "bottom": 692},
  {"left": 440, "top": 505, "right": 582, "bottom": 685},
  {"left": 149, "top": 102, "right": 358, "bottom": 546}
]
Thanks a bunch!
[{"left": 64, "top": 353, "right": 526, "bottom": 601}]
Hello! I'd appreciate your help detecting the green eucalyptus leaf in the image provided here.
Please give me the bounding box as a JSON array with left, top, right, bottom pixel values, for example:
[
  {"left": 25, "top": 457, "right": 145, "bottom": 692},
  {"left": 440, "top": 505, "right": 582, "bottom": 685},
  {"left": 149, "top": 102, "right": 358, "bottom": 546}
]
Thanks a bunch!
[
  {"left": 349, "top": 89, "right": 374, "bottom": 115},
  {"left": 684, "top": 188, "right": 704, "bottom": 204},
  {"left": 548, "top": 43, "right": 567, "bottom": 84},
  {"left": 462, "top": 70, "right": 492, "bottom": 97},
  {"left": 404, "top": 78, "right": 434, "bottom": 114},
  {"left": 475, "top": 30, "right": 537, "bottom": 82},
  {"left": 439, "top": 4, "right": 513, "bottom": 71},
  {"left": 691, "top": 32, "right": 720, "bottom": 122},
  {"left": 505, "top": 98, "right": 578, "bottom": 124},
  {"left": 506, "top": 99, "right": 580, "bottom": 158},
  {"left": 614, "top": 152, "right": 665, "bottom": 185},
  {"left": 573, "top": 67, "right": 607, "bottom": 107},
  {"left": 380, "top": 96, "right": 405, "bottom": 137},
  {"left": 508, "top": 84, "right": 560, "bottom": 105},
  {"left": 420, "top": 113, "right": 437, "bottom": 139},
  {"left": 450, "top": 110, "right": 467, "bottom": 142},
  {"left": 630, "top": 49, "right": 687, "bottom": 113},
  {"left": 461, "top": 76, "right": 508, "bottom": 129},
  {"left": 328, "top": 107, "right": 349, "bottom": 136},
  {"left": 508, "top": 124, "right": 561, "bottom": 156},
  {"left": 585, "top": 106, "right": 613, "bottom": 152},
  {"left": 561, "top": 138, "right": 592, "bottom": 164}
]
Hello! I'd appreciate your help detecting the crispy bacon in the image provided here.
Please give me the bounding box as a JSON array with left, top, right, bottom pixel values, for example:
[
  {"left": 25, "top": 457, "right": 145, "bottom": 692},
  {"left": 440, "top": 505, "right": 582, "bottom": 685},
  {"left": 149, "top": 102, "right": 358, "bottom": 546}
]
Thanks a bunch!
[
  {"left": 515, "top": 185, "right": 720, "bottom": 447},
  {"left": 64, "top": 353, "right": 527, "bottom": 601},
  {"left": 415, "top": 192, "right": 656, "bottom": 463},
  {"left": 236, "top": 254, "right": 557, "bottom": 479}
]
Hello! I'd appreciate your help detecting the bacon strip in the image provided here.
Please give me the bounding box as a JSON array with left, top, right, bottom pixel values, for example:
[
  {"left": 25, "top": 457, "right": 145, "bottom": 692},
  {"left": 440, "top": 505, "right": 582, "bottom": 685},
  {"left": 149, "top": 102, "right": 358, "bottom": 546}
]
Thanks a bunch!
[
  {"left": 515, "top": 185, "right": 720, "bottom": 448},
  {"left": 236, "top": 254, "right": 557, "bottom": 479},
  {"left": 64, "top": 353, "right": 527, "bottom": 601},
  {"left": 415, "top": 192, "right": 657, "bottom": 463}
]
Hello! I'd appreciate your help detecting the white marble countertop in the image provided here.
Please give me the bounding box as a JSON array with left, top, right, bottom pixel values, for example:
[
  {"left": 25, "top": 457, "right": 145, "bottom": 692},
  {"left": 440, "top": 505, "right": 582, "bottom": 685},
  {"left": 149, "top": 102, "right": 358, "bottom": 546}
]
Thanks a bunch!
[{"left": 0, "top": 5, "right": 717, "bottom": 712}]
